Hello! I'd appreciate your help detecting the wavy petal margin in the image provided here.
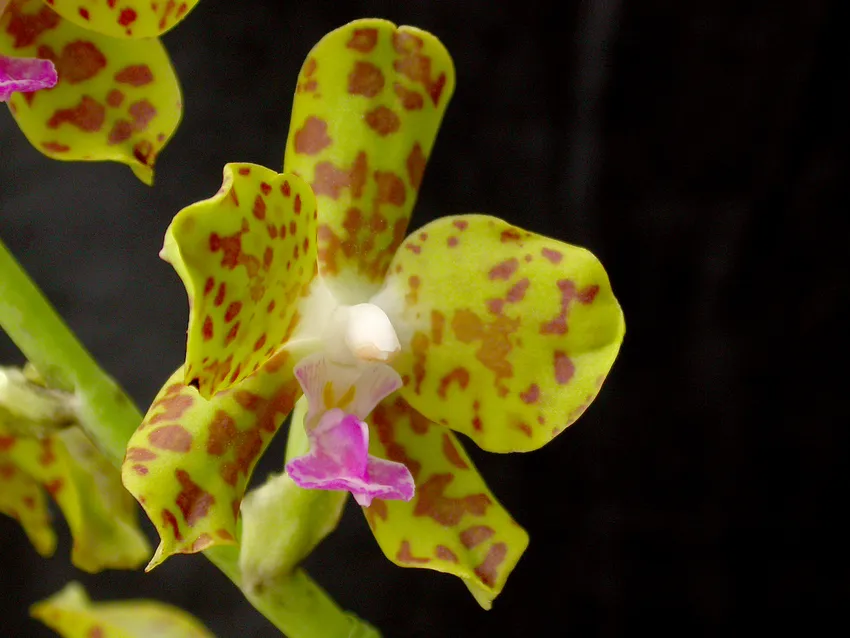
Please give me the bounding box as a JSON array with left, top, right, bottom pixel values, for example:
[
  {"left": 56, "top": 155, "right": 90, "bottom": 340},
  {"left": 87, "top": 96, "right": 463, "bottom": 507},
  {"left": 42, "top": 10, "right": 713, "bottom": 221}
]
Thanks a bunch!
[
  {"left": 121, "top": 354, "right": 301, "bottom": 569},
  {"left": 283, "top": 18, "right": 455, "bottom": 302},
  {"left": 372, "top": 214, "right": 625, "bottom": 453},
  {"left": 44, "top": 0, "right": 201, "bottom": 39},
  {"left": 0, "top": 425, "right": 150, "bottom": 572},
  {"left": 0, "top": 0, "right": 182, "bottom": 183},
  {"left": 363, "top": 396, "right": 528, "bottom": 609},
  {"left": 31, "top": 582, "right": 215, "bottom": 638},
  {"left": 162, "top": 164, "right": 318, "bottom": 399}
]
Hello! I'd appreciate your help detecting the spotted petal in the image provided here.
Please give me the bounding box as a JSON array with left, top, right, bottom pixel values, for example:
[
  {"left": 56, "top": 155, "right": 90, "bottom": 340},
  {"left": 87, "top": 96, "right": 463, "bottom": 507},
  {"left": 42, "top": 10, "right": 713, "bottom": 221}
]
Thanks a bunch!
[
  {"left": 121, "top": 352, "right": 301, "bottom": 569},
  {"left": 0, "top": 437, "right": 56, "bottom": 556},
  {"left": 283, "top": 18, "right": 455, "bottom": 303},
  {"left": 0, "top": 53, "right": 57, "bottom": 100},
  {"left": 0, "top": 0, "right": 182, "bottom": 184},
  {"left": 43, "top": 0, "right": 201, "bottom": 39},
  {"left": 0, "top": 425, "right": 150, "bottom": 572},
  {"left": 372, "top": 214, "right": 625, "bottom": 453},
  {"left": 363, "top": 396, "right": 528, "bottom": 609},
  {"left": 31, "top": 582, "right": 215, "bottom": 638},
  {"left": 161, "top": 164, "right": 318, "bottom": 399}
]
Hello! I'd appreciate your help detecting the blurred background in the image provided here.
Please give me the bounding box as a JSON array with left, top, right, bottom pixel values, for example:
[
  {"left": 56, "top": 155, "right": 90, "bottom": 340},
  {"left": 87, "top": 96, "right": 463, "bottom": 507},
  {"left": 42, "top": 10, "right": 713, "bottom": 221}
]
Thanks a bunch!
[{"left": 2, "top": 0, "right": 847, "bottom": 636}]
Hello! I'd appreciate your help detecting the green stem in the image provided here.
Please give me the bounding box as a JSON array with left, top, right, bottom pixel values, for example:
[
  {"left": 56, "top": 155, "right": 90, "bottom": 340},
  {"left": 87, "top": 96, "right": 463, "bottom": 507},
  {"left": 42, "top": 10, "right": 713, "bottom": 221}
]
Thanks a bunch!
[{"left": 0, "top": 236, "right": 378, "bottom": 638}]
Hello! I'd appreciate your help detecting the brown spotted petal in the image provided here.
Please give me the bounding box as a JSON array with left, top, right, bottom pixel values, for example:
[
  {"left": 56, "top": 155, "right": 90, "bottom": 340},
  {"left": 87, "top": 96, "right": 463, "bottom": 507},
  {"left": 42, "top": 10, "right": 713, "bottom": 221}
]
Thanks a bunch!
[
  {"left": 372, "top": 214, "right": 626, "bottom": 453},
  {"left": 283, "top": 18, "right": 455, "bottom": 303},
  {"left": 0, "top": 0, "right": 183, "bottom": 184},
  {"left": 363, "top": 396, "right": 528, "bottom": 609},
  {"left": 121, "top": 354, "right": 301, "bottom": 569},
  {"left": 44, "top": 0, "right": 201, "bottom": 39},
  {"left": 161, "top": 164, "right": 318, "bottom": 399},
  {"left": 31, "top": 582, "right": 215, "bottom": 638},
  {"left": 0, "top": 424, "right": 150, "bottom": 572}
]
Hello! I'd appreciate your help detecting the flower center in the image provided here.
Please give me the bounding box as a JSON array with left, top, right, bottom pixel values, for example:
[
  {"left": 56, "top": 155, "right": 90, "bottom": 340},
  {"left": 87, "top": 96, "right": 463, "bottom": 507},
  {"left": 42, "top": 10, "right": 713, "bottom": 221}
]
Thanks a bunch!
[{"left": 323, "top": 302, "right": 400, "bottom": 365}]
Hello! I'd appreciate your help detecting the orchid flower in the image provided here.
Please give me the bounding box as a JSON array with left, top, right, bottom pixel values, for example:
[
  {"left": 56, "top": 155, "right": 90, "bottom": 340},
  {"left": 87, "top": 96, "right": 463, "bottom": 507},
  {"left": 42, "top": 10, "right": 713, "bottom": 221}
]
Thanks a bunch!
[
  {"left": 0, "top": 0, "right": 199, "bottom": 183},
  {"left": 121, "top": 19, "right": 625, "bottom": 607},
  {"left": 1, "top": 366, "right": 150, "bottom": 572}
]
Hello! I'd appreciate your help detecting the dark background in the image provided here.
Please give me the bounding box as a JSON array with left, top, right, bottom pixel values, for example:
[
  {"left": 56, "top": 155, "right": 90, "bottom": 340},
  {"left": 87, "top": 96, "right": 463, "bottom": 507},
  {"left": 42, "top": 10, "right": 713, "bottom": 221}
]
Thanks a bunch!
[{"left": 2, "top": 0, "right": 847, "bottom": 636}]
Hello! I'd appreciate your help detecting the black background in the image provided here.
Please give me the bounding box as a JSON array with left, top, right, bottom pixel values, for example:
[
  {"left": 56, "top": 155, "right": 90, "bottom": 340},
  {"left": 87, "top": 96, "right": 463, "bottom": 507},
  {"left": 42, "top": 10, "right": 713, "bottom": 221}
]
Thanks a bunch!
[{"left": 1, "top": 1, "right": 847, "bottom": 636}]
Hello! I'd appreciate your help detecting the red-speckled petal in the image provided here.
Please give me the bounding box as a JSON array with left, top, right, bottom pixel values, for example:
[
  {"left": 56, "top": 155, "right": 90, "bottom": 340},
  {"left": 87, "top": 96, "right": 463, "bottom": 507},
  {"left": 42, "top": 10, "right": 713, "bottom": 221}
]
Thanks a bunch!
[
  {"left": 41, "top": 0, "right": 200, "bottom": 39},
  {"left": 31, "top": 582, "right": 215, "bottom": 638},
  {"left": 0, "top": 0, "right": 182, "bottom": 184},
  {"left": 0, "top": 425, "right": 150, "bottom": 572},
  {"left": 161, "top": 164, "right": 318, "bottom": 399},
  {"left": 0, "top": 53, "right": 57, "bottom": 100},
  {"left": 283, "top": 18, "right": 455, "bottom": 303},
  {"left": 363, "top": 396, "right": 528, "bottom": 609},
  {"left": 120, "top": 353, "right": 301, "bottom": 569},
  {"left": 372, "top": 214, "right": 625, "bottom": 453}
]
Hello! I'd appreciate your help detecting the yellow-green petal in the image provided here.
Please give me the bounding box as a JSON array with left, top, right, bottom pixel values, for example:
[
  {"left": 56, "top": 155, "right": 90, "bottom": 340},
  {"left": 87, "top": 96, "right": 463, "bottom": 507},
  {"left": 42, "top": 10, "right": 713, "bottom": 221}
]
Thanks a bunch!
[
  {"left": 121, "top": 354, "right": 301, "bottom": 569},
  {"left": 162, "top": 164, "right": 318, "bottom": 399},
  {"left": 41, "top": 0, "right": 201, "bottom": 39},
  {"left": 0, "top": 425, "right": 150, "bottom": 572},
  {"left": 283, "top": 18, "right": 455, "bottom": 303},
  {"left": 363, "top": 396, "right": 528, "bottom": 609},
  {"left": 0, "top": 0, "right": 182, "bottom": 184},
  {"left": 373, "top": 214, "right": 625, "bottom": 453},
  {"left": 31, "top": 582, "right": 215, "bottom": 638}
]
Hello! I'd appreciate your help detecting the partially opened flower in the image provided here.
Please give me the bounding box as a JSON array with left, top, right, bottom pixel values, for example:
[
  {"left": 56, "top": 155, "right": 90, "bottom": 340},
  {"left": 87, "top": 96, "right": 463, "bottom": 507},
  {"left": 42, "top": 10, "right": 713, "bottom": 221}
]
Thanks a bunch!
[
  {"left": 1, "top": 367, "right": 150, "bottom": 572},
  {"left": 122, "top": 19, "right": 624, "bottom": 607},
  {"left": 0, "top": 0, "right": 199, "bottom": 183}
]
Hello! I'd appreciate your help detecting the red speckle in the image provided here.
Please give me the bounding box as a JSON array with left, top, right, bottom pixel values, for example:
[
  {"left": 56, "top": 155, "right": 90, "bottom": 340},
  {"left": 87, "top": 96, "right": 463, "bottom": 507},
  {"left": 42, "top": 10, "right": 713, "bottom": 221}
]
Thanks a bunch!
[
  {"left": 203, "top": 277, "right": 215, "bottom": 295},
  {"left": 252, "top": 194, "right": 266, "bottom": 220},
  {"left": 118, "top": 8, "right": 138, "bottom": 26},
  {"left": 41, "top": 141, "right": 70, "bottom": 152},
  {"left": 396, "top": 540, "right": 430, "bottom": 564},
  {"left": 253, "top": 334, "right": 267, "bottom": 351},
  {"left": 294, "top": 194, "right": 302, "bottom": 214},
  {"left": 238, "top": 166, "right": 251, "bottom": 176},
  {"left": 414, "top": 473, "right": 492, "bottom": 526},
  {"left": 161, "top": 509, "right": 182, "bottom": 540},
  {"left": 148, "top": 425, "right": 193, "bottom": 452},
  {"left": 442, "top": 433, "right": 469, "bottom": 470},
  {"left": 520, "top": 384, "right": 541, "bottom": 404},
  {"left": 579, "top": 284, "right": 600, "bottom": 304},
  {"left": 554, "top": 351, "right": 575, "bottom": 385},
  {"left": 106, "top": 89, "right": 125, "bottom": 107},
  {"left": 506, "top": 278, "right": 530, "bottom": 302},
  {"left": 406, "top": 143, "right": 426, "bottom": 190},
  {"left": 48, "top": 96, "right": 105, "bottom": 132},
  {"left": 202, "top": 316, "right": 214, "bottom": 340},
  {"left": 348, "top": 61, "right": 385, "bottom": 97},
  {"left": 460, "top": 525, "right": 495, "bottom": 549},
  {"left": 541, "top": 247, "right": 563, "bottom": 264},
  {"left": 394, "top": 83, "right": 424, "bottom": 110},
  {"left": 38, "top": 41, "right": 106, "bottom": 85},
  {"left": 224, "top": 301, "right": 242, "bottom": 323},
  {"left": 347, "top": 28, "right": 379, "bottom": 52},
  {"left": 260, "top": 181, "right": 272, "bottom": 196},
  {"left": 365, "top": 105, "right": 401, "bottom": 136},
  {"left": 79, "top": 8, "right": 90, "bottom": 20},
  {"left": 5, "top": 6, "right": 60, "bottom": 48},
  {"left": 175, "top": 469, "right": 214, "bottom": 526},
  {"left": 129, "top": 99, "right": 156, "bottom": 131},
  {"left": 453, "top": 219, "right": 469, "bottom": 231},
  {"left": 474, "top": 542, "right": 508, "bottom": 588},
  {"left": 488, "top": 258, "right": 519, "bottom": 281},
  {"left": 115, "top": 64, "right": 153, "bottom": 86},
  {"left": 435, "top": 545, "right": 459, "bottom": 563},
  {"left": 281, "top": 181, "right": 291, "bottom": 197},
  {"left": 107, "top": 120, "right": 133, "bottom": 144},
  {"left": 293, "top": 116, "right": 332, "bottom": 155}
]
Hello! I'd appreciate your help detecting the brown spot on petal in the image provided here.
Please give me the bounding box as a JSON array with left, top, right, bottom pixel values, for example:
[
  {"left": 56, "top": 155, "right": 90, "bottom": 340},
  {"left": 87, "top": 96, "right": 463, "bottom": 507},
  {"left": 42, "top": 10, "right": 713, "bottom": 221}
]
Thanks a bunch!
[
  {"left": 175, "top": 469, "right": 214, "bottom": 526},
  {"left": 554, "top": 351, "right": 575, "bottom": 385},
  {"left": 460, "top": 525, "right": 495, "bottom": 549},
  {"left": 294, "top": 116, "right": 332, "bottom": 155},
  {"left": 115, "top": 64, "right": 154, "bottom": 86},
  {"left": 397, "top": 540, "right": 430, "bottom": 564},
  {"left": 442, "top": 434, "right": 469, "bottom": 470},
  {"left": 414, "top": 473, "right": 492, "bottom": 526},
  {"left": 488, "top": 258, "right": 519, "bottom": 281},
  {"left": 474, "top": 542, "right": 508, "bottom": 588},
  {"left": 38, "top": 41, "right": 105, "bottom": 84},
  {"left": 161, "top": 509, "right": 182, "bottom": 540},
  {"left": 541, "top": 247, "right": 563, "bottom": 264},
  {"left": 406, "top": 142, "right": 426, "bottom": 190},
  {"left": 435, "top": 545, "right": 459, "bottom": 563},
  {"left": 48, "top": 96, "right": 105, "bottom": 132},
  {"left": 365, "top": 105, "right": 401, "bottom": 136},
  {"left": 520, "top": 384, "right": 540, "bottom": 404},
  {"left": 348, "top": 61, "right": 384, "bottom": 97},
  {"left": 437, "top": 367, "right": 470, "bottom": 398},
  {"left": 347, "top": 28, "right": 378, "bottom": 52},
  {"left": 148, "top": 425, "right": 193, "bottom": 452},
  {"left": 394, "top": 83, "right": 424, "bottom": 110}
]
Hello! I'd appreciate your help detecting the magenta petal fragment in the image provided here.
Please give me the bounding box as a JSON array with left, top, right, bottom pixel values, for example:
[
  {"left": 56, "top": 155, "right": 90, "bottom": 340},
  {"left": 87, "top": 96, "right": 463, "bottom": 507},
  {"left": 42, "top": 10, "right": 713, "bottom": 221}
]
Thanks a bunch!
[
  {"left": 0, "top": 54, "right": 57, "bottom": 101},
  {"left": 286, "top": 409, "right": 414, "bottom": 506}
]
